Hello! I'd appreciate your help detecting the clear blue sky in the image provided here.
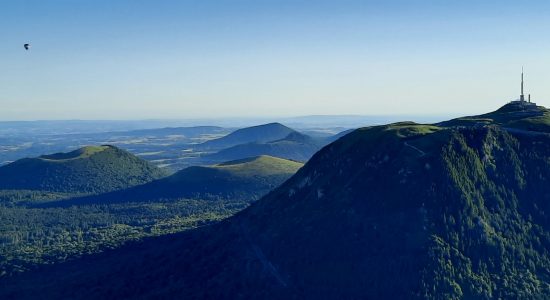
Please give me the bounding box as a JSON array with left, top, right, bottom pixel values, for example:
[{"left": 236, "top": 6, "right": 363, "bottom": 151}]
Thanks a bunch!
[{"left": 2, "top": 0, "right": 550, "bottom": 120}]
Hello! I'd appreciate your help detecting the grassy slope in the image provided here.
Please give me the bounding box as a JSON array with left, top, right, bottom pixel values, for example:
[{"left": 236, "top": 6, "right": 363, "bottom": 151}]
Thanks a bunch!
[
  {"left": 39, "top": 145, "right": 110, "bottom": 161},
  {"left": 214, "top": 155, "right": 304, "bottom": 176}
]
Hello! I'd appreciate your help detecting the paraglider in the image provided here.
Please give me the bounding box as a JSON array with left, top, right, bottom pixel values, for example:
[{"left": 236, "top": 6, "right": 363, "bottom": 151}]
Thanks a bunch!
[{"left": 24, "top": 43, "right": 30, "bottom": 50}]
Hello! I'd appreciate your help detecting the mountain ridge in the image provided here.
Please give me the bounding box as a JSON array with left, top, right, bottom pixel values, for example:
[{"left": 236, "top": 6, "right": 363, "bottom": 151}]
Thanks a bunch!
[{"left": 3, "top": 103, "right": 550, "bottom": 299}]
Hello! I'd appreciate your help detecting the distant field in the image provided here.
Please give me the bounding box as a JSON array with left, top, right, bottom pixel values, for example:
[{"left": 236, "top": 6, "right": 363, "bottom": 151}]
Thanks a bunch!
[{"left": 0, "top": 128, "right": 231, "bottom": 171}]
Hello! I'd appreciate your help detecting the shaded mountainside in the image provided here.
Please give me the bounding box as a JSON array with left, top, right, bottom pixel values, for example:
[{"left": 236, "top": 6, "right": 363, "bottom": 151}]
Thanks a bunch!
[
  {"left": 3, "top": 104, "right": 550, "bottom": 299},
  {"left": 197, "top": 122, "right": 296, "bottom": 150},
  {"left": 0, "top": 146, "right": 168, "bottom": 194},
  {"left": 206, "top": 132, "right": 324, "bottom": 162},
  {"left": 48, "top": 155, "right": 303, "bottom": 206}
]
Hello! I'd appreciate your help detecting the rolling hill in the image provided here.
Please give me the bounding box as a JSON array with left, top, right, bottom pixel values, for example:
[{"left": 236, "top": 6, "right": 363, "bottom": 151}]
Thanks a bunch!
[
  {"left": 206, "top": 131, "right": 324, "bottom": 162},
  {"left": 3, "top": 103, "right": 550, "bottom": 299},
  {"left": 0, "top": 145, "right": 168, "bottom": 194},
  {"left": 49, "top": 155, "right": 304, "bottom": 206},
  {"left": 197, "top": 123, "right": 296, "bottom": 150}
]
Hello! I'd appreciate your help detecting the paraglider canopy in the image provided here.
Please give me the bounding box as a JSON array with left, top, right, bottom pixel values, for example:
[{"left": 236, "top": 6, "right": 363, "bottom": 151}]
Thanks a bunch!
[{"left": 24, "top": 43, "right": 30, "bottom": 50}]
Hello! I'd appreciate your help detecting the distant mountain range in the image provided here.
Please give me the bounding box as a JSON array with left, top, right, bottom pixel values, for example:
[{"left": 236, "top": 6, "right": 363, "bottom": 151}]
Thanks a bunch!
[
  {"left": 75, "top": 126, "right": 230, "bottom": 139},
  {"left": 0, "top": 120, "right": 353, "bottom": 171},
  {"left": 0, "top": 145, "right": 167, "bottom": 194},
  {"left": 4, "top": 102, "right": 550, "bottom": 299},
  {"left": 46, "top": 155, "right": 303, "bottom": 206},
  {"left": 206, "top": 131, "right": 324, "bottom": 162},
  {"left": 198, "top": 123, "right": 349, "bottom": 163},
  {"left": 197, "top": 123, "right": 296, "bottom": 150},
  {"left": 0, "top": 115, "right": 448, "bottom": 137}
]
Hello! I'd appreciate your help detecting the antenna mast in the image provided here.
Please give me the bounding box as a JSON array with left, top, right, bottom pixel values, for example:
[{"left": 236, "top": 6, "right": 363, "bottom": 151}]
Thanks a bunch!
[{"left": 520, "top": 67, "right": 525, "bottom": 102}]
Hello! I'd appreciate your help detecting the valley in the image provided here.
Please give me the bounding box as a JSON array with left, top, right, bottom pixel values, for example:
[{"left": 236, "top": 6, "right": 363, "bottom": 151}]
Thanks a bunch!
[{"left": 0, "top": 124, "right": 311, "bottom": 279}]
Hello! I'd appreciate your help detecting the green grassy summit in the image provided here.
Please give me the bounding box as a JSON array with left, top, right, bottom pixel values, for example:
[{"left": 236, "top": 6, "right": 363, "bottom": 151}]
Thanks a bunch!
[
  {"left": 39, "top": 145, "right": 111, "bottom": 161},
  {"left": 215, "top": 155, "right": 303, "bottom": 176},
  {"left": 440, "top": 102, "right": 550, "bottom": 132}
]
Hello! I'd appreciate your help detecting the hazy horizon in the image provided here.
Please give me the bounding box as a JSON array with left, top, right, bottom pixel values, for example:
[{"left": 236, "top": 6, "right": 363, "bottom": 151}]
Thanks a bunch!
[
  {"left": 0, "top": 112, "right": 454, "bottom": 122},
  {"left": 3, "top": 0, "right": 550, "bottom": 120}
]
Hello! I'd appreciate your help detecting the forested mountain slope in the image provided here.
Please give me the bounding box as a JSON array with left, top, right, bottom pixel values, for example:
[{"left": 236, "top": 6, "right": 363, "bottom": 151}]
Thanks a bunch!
[
  {"left": 0, "top": 145, "right": 167, "bottom": 194},
  {"left": 3, "top": 103, "right": 550, "bottom": 299}
]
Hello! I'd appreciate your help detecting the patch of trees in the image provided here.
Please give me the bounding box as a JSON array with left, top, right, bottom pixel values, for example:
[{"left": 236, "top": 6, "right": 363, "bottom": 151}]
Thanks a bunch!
[{"left": 0, "top": 195, "right": 247, "bottom": 277}]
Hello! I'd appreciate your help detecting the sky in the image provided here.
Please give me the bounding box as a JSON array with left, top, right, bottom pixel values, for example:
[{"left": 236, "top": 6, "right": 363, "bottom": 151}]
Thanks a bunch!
[{"left": 2, "top": 0, "right": 550, "bottom": 120}]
